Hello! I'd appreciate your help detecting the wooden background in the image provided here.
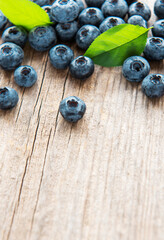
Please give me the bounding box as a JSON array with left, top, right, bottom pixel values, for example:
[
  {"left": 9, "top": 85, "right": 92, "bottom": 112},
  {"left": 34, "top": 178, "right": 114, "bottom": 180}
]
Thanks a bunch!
[{"left": 0, "top": 0, "right": 164, "bottom": 239}]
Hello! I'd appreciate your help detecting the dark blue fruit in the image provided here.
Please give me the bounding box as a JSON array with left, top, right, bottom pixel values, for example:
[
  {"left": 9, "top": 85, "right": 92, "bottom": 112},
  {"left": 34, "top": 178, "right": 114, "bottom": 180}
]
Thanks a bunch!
[
  {"left": 144, "top": 37, "right": 164, "bottom": 61},
  {"left": 29, "top": 25, "right": 57, "bottom": 52},
  {"left": 30, "top": 0, "right": 50, "bottom": 6},
  {"left": 99, "top": 16, "right": 125, "bottom": 32},
  {"left": 142, "top": 74, "right": 164, "bottom": 98},
  {"left": 122, "top": 56, "right": 150, "bottom": 82},
  {"left": 0, "top": 10, "right": 7, "bottom": 30},
  {"left": 101, "top": 0, "right": 128, "bottom": 19},
  {"left": 128, "top": 15, "right": 147, "bottom": 28},
  {"left": 56, "top": 21, "right": 78, "bottom": 42},
  {"left": 59, "top": 96, "right": 86, "bottom": 123},
  {"left": 76, "top": 25, "right": 100, "bottom": 50},
  {"left": 128, "top": 2, "right": 151, "bottom": 21},
  {"left": 78, "top": 7, "right": 104, "bottom": 27},
  {"left": 154, "top": 0, "right": 164, "bottom": 19},
  {"left": 49, "top": 44, "right": 74, "bottom": 69},
  {"left": 2, "top": 26, "right": 28, "bottom": 48},
  {"left": 152, "top": 20, "right": 164, "bottom": 38},
  {"left": 74, "top": 0, "right": 85, "bottom": 12},
  {"left": 69, "top": 56, "right": 94, "bottom": 80},
  {"left": 51, "top": 0, "right": 79, "bottom": 23},
  {"left": 85, "top": 0, "right": 105, "bottom": 8},
  {"left": 0, "top": 42, "right": 24, "bottom": 70},
  {"left": 14, "top": 66, "right": 37, "bottom": 87},
  {"left": 0, "top": 87, "right": 19, "bottom": 110}
]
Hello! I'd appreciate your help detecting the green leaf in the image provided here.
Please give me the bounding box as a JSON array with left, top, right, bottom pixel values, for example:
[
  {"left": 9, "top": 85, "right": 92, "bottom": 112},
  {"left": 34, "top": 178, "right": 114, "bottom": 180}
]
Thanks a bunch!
[
  {"left": 0, "top": 0, "right": 51, "bottom": 31},
  {"left": 84, "top": 24, "right": 150, "bottom": 67}
]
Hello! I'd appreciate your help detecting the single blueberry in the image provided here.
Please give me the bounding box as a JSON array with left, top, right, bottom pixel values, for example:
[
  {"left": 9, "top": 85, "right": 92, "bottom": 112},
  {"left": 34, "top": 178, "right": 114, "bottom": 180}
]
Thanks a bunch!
[
  {"left": 59, "top": 96, "right": 86, "bottom": 122},
  {"left": 30, "top": 0, "right": 50, "bottom": 6},
  {"left": 2, "top": 26, "right": 28, "bottom": 48},
  {"left": 42, "top": 5, "right": 54, "bottom": 23},
  {"left": 99, "top": 16, "right": 125, "bottom": 32},
  {"left": 0, "top": 42, "right": 24, "bottom": 70},
  {"left": 154, "top": 0, "right": 164, "bottom": 19},
  {"left": 101, "top": 0, "right": 128, "bottom": 19},
  {"left": 76, "top": 25, "right": 100, "bottom": 50},
  {"left": 85, "top": 0, "right": 106, "bottom": 8},
  {"left": 142, "top": 74, "right": 164, "bottom": 98},
  {"left": 0, "top": 87, "right": 19, "bottom": 110},
  {"left": 128, "top": 15, "right": 147, "bottom": 28},
  {"left": 14, "top": 66, "right": 37, "bottom": 87},
  {"left": 49, "top": 44, "right": 74, "bottom": 69},
  {"left": 56, "top": 21, "right": 78, "bottom": 42},
  {"left": 29, "top": 25, "right": 57, "bottom": 52},
  {"left": 51, "top": 0, "right": 79, "bottom": 23},
  {"left": 0, "top": 10, "right": 7, "bottom": 30},
  {"left": 78, "top": 7, "right": 104, "bottom": 27},
  {"left": 73, "top": 0, "right": 85, "bottom": 12},
  {"left": 128, "top": 2, "right": 151, "bottom": 21},
  {"left": 144, "top": 37, "right": 164, "bottom": 61},
  {"left": 69, "top": 56, "right": 94, "bottom": 80},
  {"left": 152, "top": 20, "right": 164, "bottom": 38},
  {"left": 122, "top": 56, "right": 150, "bottom": 82}
]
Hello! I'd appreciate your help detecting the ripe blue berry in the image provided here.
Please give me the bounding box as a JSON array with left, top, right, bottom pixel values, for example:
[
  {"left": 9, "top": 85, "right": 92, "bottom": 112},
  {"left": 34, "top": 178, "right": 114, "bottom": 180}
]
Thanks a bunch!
[
  {"left": 51, "top": 0, "right": 79, "bottom": 23},
  {"left": 14, "top": 66, "right": 37, "bottom": 87},
  {"left": 78, "top": 7, "right": 104, "bottom": 27},
  {"left": 122, "top": 56, "right": 150, "bottom": 82},
  {"left": 49, "top": 44, "right": 74, "bottom": 69},
  {"left": 99, "top": 16, "right": 125, "bottom": 33},
  {"left": 0, "top": 10, "right": 7, "bottom": 30},
  {"left": 59, "top": 96, "right": 86, "bottom": 123},
  {"left": 30, "top": 0, "right": 50, "bottom": 6},
  {"left": 69, "top": 56, "right": 94, "bottom": 80},
  {"left": 2, "top": 26, "right": 28, "bottom": 48},
  {"left": 128, "top": 15, "right": 147, "bottom": 28},
  {"left": 85, "top": 0, "right": 105, "bottom": 8},
  {"left": 0, "top": 42, "right": 24, "bottom": 70},
  {"left": 128, "top": 2, "right": 151, "bottom": 21},
  {"left": 144, "top": 37, "right": 164, "bottom": 61},
  {"left": 56, "top": 21, "right": 78, "bottom": 42},
  {"left": 0, "top": 87, "right": 19, "bottom": 110},
  {"left": 29, "top": 26, "right": 57, "bottom": 52},
  {"left": 76, "top": 25, "right": 100, "bottom": 50},
  {"left": 142, "top": 74, "right": 164, "bottom": 98},
  {"left": 154, "top": 0, "right": 164, "bottom": 19},
  {"left": 152, "top": 20, "right": 164, "bottom": 38},
  {"left": 74, "top": 0, "right": 85, "bottom": 12},
  {"left": 101, "top": 0, "right": 128, "bottom": 19}
]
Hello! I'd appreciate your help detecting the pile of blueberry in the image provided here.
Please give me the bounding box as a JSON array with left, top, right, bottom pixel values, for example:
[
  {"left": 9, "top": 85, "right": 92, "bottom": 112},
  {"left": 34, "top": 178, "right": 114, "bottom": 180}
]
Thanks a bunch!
[{"left": 0, "top": 0, "right": 164, "bottom": 123}]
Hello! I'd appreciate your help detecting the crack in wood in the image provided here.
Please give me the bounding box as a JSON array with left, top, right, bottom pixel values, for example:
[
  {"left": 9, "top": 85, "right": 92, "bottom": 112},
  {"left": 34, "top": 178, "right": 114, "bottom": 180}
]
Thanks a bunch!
[{"left": 15, "top": 89, "right": 25, "bottom": 123}]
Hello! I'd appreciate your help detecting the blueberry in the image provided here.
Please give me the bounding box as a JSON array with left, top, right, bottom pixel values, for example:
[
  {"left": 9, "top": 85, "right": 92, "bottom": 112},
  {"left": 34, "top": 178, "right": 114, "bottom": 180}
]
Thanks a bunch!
[
  {"left": 2, "top": 26, "right": 28, "bottom": 48},
  {"left": 56, "top": 21, "right": 78, "bottom": 42},
  {"left": 122, "top": 56, "right": 150, "bottom": 82},
  {"left": 154, "top": 0, "right": 164, "bottom": 19},
  {"left": 42, "top": 5, "right": 54, "bottom": 22},
  {"left": 49, "top": 44, "right": 74, "bottom": 69},
  {"left": 30, "top": 0, "right": 50, "bottom": 6},
  {"left": 142, "top": 74, "right": 164, "bottom": 98},
  {"left": 0, "top": 10, "right": 7, "bottom": 30},
  {"left": 0, "top": 87, "right": 19, "bottom": 110},
  {"left": 144, "top": 37, "right": 164, "bottom": 61},
  {"left": 59, "top": 96, "right": 86, "bottom": 122},
  {"left": 85, "top": 0, "right": 106, "bottom": 8},
  {"left": 128, "top": 2, "right": 151, "bottom": 21},
  {"left": 73, "top": 0, "right": 85, "bottom": 12},
  {"left": 128, "top": 15, "right": 147, "bottom": 28},
  {"left": 29, "top": 25, "right": 57, "bottom": 52},
  {"left": 0, "top": 42, "right": 24, "bottom": 70},
  {"left": 14, "top": 66, "right": 37, "bottom": 87},
  {"left": 69, "top": 56, "right": 94, "bottom": 80},
  {"left": 76, "top": 25, "right": 100, "bottom": 50},
  {"left": 152, "top": 20, "right": 164, "bottom": 38},
  {"left": 101, "top": 0, "right": 128, "bottom": 19},
  {"left": 78, "top": 7, "right": 104, "bottom": 27},
  {"left": 51, "top": 0, "right": 79, "bottom": 23},
  {"left": 99, "top": 16, "right": 125, "bottom": 32}
]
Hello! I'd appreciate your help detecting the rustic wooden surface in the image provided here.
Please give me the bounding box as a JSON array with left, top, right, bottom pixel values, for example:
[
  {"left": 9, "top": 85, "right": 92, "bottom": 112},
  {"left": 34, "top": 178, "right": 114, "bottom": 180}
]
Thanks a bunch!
[{"left": 0, "top": 0, "right": 164, "bottom": 240}]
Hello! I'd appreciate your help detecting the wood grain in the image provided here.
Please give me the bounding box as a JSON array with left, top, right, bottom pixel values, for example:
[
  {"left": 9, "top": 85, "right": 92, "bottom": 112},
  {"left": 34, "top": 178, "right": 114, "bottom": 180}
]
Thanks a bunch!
[{"left": 0, "top": 0, "right": 164, "bottom": 239}]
